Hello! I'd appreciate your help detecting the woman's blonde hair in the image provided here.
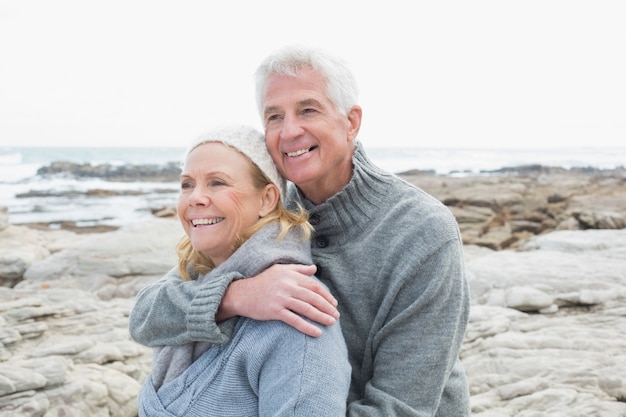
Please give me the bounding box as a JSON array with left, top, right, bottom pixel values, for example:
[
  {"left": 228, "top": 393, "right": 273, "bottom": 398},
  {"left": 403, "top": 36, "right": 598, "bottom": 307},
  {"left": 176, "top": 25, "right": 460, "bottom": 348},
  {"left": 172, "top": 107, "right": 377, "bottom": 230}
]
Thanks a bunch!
[{"left": 176, "top": 155, "right": 311, "bottom": 281}]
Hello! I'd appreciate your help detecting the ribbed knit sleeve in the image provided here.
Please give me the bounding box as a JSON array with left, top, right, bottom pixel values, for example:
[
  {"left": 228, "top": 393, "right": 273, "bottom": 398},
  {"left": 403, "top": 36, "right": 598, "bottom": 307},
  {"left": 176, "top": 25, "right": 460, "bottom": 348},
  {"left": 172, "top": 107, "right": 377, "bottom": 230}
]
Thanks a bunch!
[
  {"left": 186, "top": 271, "right": 240, "bottom": 343},
  {"left": 129, "top": 223, "right": 312, "bottom": 348},
  {"left": 128, "top": 266, "right": 243, "bottom": 347}
]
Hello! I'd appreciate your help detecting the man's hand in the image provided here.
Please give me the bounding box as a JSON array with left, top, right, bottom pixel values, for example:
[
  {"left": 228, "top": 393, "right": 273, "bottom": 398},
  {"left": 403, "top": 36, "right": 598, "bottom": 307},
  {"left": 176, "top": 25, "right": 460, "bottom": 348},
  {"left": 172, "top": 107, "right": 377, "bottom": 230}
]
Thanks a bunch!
[{"left": 218, "top": 264, "right": 339, "bottom": 337}]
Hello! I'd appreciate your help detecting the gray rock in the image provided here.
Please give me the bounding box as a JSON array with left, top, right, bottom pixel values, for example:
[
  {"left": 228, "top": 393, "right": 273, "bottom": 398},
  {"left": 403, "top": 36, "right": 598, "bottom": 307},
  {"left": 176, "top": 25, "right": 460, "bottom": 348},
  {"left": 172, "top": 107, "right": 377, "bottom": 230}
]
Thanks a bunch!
[
  {"left": 1, "top": 215, "right": 625, "bottom": 416},
  {"left": 463, "top": 229, "right": 626, "bottom": 416},
  {"left": 0, "top": 226, "right": 50, "bottom": 288},
  {"left": 18, "top": 218, "right": 181, "bottom": 299},
  {"left": 0, "top": 288, "right": 150, "bottom": 416},
  {"left": 0, "top": 207, "right": 8, "bottom": 232}
]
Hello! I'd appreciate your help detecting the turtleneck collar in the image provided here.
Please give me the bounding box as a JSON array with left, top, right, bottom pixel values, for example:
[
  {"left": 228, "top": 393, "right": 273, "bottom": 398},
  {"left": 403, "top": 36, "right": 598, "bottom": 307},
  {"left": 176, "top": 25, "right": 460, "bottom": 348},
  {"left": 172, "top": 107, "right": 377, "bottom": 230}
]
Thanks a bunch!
[{"left": 287, "top": 142, "right": 396, "bottom": 245}]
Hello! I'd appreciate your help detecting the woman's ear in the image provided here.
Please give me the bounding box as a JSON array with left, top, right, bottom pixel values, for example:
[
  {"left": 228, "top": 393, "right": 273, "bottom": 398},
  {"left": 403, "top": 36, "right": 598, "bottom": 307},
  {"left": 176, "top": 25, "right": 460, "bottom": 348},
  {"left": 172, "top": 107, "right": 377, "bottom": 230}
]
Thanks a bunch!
[{"left": 259, "top": 184, "right": 280, "bottom": 217}]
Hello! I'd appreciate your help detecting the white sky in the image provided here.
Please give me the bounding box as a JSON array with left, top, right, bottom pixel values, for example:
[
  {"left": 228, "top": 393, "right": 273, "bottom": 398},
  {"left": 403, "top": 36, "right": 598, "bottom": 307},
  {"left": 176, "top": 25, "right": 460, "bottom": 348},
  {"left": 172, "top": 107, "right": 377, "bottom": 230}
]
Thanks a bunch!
[{"left": 1, "top": 1, "right": 625, "bottom": 149}]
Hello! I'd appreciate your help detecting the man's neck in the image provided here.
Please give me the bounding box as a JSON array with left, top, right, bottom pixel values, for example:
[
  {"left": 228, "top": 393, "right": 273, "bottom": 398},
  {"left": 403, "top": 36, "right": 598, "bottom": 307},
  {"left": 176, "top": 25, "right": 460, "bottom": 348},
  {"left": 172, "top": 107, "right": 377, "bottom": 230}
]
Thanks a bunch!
[{"left": 299, "top": 165, "right": 353, "bottom": 205}]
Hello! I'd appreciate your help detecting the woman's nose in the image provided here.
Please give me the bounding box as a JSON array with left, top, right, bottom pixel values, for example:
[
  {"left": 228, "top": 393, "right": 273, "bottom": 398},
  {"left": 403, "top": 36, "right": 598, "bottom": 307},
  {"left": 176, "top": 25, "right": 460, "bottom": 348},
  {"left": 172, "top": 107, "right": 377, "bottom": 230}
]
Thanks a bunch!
[{"left": 188, "top": 187, "right": 210, "bottom": 206}]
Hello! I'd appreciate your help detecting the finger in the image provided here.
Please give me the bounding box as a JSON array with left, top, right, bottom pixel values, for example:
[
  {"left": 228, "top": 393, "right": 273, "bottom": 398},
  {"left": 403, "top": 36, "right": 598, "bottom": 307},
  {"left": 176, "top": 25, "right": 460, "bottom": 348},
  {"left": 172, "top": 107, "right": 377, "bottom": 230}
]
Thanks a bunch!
[
  {"left": 288, "top": 279, "right": 339, "bottom": 318},
  {"left": 285, "top": 297, "right": 338, "bottom": 327},
  {"left": 273, "top": 263, "right": 316, "bottom": 276},
  {"left": 278, "top": 309, "right": 323, "bottom": 338},
  {"left": 289, "top": 264, "right": 317, "bottom": 276}
]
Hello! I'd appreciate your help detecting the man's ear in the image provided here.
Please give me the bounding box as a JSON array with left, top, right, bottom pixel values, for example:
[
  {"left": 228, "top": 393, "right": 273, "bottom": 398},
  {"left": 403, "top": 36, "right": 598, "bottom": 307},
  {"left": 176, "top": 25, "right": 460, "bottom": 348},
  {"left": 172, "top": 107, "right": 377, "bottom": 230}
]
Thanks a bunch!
[
  {"left": 259, "top": 184, "right": 280, "bottom": 217},
  {"left": 347, "top": 105, "right": 362, "bottom": 142}
]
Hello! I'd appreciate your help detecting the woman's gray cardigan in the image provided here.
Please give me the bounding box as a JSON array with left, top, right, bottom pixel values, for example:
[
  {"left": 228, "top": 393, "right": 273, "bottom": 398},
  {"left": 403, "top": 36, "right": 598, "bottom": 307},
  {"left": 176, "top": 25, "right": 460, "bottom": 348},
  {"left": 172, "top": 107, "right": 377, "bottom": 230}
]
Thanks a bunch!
[{"left": 132, "top": 223, "right": 350, "bottom": 416}]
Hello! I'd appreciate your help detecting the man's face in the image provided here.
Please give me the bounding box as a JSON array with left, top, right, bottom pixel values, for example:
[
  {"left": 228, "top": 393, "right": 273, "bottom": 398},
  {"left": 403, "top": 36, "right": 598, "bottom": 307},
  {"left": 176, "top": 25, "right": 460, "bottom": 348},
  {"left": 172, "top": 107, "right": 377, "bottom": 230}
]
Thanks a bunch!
[{"left": 261, "top": 68, "right": 361, "bottom": 204}]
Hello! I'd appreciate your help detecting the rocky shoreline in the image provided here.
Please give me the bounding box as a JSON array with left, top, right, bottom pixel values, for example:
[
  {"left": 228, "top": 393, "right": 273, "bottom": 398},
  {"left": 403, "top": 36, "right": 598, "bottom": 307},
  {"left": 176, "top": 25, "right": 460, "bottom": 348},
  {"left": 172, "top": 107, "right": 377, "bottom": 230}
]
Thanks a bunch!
[
  {"left": 1, "top": 167, "right": 625, "bottom": 416},
  {"left": 402, "top": 165, "right": 626, "bottom": 249},
  {"left": 17, "top": 161, "right": 626, "bottom": 242},
  {"left": 35, "top": 160, "right": 182, "bottom": 183}
]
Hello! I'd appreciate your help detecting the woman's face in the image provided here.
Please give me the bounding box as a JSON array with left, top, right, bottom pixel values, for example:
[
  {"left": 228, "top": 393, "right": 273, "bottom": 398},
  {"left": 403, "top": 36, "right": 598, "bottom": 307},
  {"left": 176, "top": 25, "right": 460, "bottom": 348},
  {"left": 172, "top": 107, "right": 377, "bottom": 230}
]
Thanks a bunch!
[{"left": 178, "top": 142, "right": 274, "bottom": 265}]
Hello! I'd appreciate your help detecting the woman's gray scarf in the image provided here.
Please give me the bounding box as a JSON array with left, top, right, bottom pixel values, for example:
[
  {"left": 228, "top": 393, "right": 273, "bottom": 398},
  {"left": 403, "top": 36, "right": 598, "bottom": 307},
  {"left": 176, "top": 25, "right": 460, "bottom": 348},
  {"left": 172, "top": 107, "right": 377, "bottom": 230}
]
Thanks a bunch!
[{"left": 150, "top": 222, "right": 312, "bottom": 389}]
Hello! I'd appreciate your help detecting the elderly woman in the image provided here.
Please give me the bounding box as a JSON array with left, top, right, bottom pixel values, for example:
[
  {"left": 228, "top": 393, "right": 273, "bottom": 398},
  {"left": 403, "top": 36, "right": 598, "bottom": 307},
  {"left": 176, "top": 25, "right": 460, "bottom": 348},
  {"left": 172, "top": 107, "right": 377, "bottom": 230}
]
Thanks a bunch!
[{"left": 130, "top": 125, "right": 350, "bottom": 416}]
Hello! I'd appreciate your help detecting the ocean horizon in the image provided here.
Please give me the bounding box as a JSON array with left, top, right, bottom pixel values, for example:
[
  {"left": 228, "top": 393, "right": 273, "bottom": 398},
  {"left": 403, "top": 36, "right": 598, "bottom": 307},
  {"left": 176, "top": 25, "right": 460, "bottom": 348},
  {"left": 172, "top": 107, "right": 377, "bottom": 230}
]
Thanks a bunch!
[{"left": 1, "top": 145, "right": 624, "bottom": 228}]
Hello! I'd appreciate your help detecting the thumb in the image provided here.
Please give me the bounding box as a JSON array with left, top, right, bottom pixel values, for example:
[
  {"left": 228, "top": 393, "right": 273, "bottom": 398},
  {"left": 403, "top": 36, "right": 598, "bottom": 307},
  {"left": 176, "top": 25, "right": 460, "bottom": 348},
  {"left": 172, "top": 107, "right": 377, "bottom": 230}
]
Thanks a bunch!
[{"left": 292, "top": 264, "right": 317, "bottom": 276}]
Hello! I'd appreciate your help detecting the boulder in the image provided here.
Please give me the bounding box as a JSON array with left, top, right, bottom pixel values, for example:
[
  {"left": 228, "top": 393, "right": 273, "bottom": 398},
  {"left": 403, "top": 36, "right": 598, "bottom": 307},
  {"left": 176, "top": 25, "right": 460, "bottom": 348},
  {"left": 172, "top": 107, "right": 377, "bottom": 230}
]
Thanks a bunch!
[{"left": 18, "top": 218, "right": 182, "bottom": 299}]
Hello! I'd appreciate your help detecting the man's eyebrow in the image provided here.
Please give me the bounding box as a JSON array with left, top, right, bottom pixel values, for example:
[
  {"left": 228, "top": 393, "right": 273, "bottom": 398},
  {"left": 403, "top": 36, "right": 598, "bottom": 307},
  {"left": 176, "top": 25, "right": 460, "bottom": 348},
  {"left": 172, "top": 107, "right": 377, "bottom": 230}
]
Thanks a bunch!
[
  {"left": 263, "top": 105, "right": 280, "bottom": 117},
  {"left": 264, "top": 99, "right": 323, "bottom": 116},
  {"left": 298, "top": 98, "right": 322, "bottom": 108}
]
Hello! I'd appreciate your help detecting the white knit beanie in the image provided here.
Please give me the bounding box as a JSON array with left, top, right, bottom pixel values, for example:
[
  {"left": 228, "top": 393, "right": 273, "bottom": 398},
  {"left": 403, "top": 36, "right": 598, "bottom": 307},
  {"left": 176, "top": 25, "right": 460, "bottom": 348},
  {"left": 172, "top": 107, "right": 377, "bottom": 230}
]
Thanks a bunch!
[{"left": 185, "top": 125, "right": 286, "bottom": 200}]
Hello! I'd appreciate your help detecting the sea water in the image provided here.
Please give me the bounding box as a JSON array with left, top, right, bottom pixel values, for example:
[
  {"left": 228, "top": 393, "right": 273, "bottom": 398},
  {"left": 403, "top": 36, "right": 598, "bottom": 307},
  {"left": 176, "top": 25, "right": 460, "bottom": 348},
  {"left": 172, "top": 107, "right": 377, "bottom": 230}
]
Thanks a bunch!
[{"left": 1, "top": 145, "right": 624, "bottom": 228}]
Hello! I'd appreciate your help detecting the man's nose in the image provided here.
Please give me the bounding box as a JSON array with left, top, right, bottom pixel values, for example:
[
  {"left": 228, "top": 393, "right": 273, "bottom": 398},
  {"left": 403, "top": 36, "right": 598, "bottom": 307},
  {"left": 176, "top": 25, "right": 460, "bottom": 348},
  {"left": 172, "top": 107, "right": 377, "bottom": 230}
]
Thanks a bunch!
[{"left": 280, "top": 114, "right": 305, "bottom": 140}]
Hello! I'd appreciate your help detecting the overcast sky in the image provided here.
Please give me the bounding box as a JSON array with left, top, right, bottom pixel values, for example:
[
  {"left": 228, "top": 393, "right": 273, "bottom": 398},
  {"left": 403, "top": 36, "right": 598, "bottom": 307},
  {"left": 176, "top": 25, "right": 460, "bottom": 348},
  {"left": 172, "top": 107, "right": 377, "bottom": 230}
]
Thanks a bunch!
[{"left": 1, "top": 1, "right": 625, "bottom": 149}]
